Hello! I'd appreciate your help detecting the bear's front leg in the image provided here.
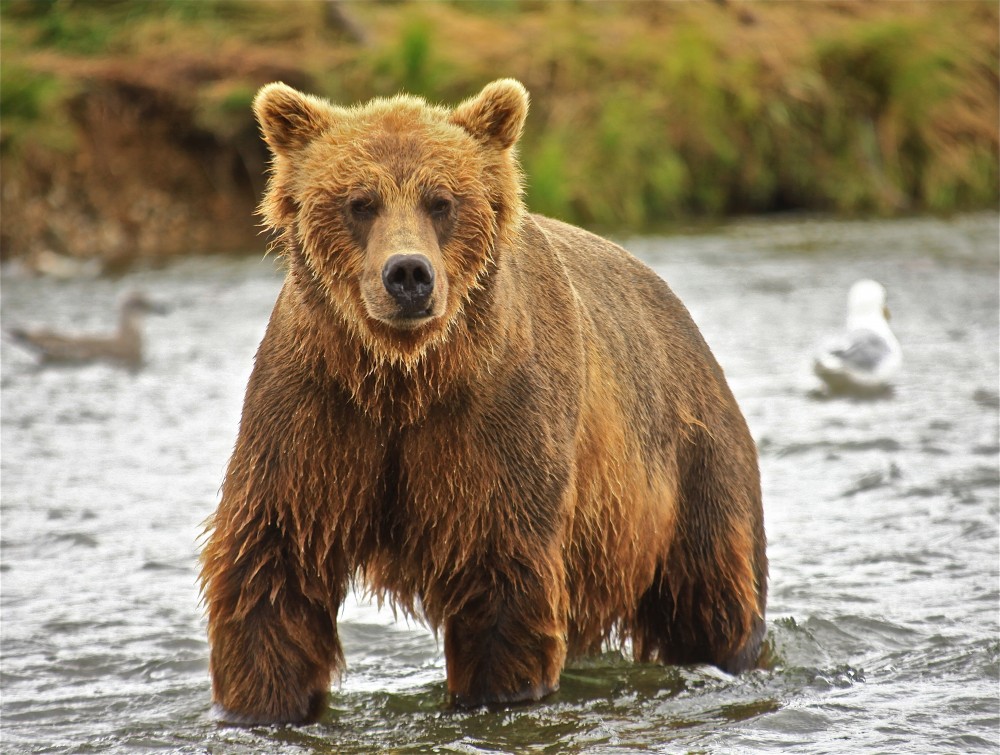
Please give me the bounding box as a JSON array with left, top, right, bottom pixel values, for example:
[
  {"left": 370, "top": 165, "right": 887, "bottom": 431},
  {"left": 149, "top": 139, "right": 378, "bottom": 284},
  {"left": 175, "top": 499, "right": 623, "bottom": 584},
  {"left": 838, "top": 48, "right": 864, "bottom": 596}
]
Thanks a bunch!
[
  {"left": 202, "top": 524, "right": 346, "bottom": 725},
  {"left": 443, "top": 554, "right": 568, "bottom": 708}
]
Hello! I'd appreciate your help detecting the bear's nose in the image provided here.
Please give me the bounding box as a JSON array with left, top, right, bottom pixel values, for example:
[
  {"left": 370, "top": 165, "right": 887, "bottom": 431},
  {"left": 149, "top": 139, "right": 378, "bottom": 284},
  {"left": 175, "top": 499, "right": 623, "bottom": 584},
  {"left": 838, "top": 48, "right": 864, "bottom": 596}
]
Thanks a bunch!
[{"left": 382, "top": 253, "right": 435, "bottom": 316}]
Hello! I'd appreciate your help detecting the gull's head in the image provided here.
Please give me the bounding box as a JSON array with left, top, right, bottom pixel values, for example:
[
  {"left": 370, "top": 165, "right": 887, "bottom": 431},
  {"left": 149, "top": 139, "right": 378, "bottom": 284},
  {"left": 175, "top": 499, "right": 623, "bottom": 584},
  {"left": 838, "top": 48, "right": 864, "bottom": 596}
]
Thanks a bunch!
[{"left": 847, "top": 279, "right": 889, "bottom": 325}]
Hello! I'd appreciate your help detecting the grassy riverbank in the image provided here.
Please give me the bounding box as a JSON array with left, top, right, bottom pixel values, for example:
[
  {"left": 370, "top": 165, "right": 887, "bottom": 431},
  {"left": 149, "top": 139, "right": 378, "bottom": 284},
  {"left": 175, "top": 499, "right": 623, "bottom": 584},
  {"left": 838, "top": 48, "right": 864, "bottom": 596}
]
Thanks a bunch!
[{"left": 1, "top": 0, "right": 997, "bottom": 267}]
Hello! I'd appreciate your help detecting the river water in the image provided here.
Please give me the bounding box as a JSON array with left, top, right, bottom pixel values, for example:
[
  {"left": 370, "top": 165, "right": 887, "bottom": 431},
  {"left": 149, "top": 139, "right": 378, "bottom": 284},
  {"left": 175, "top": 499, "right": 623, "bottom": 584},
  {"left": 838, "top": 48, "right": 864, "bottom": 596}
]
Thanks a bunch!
[{"left": 1, "top": 214, "right": 997, "bottom": 754}]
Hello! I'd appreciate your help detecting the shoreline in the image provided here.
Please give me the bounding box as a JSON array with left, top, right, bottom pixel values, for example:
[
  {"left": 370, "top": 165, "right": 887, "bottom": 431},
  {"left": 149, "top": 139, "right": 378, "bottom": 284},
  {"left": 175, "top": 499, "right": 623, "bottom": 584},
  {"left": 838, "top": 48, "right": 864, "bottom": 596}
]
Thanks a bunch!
[{"left": 2, "top": 1, "right": 997, "bottom": 269}]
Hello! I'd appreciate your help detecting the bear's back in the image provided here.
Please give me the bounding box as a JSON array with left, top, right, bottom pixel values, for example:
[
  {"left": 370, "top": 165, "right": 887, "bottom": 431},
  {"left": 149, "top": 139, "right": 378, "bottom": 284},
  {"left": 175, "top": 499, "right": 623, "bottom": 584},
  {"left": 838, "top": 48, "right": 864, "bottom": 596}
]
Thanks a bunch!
[{"left": 526, "top": 214, "right": 730, "bottom": 405}]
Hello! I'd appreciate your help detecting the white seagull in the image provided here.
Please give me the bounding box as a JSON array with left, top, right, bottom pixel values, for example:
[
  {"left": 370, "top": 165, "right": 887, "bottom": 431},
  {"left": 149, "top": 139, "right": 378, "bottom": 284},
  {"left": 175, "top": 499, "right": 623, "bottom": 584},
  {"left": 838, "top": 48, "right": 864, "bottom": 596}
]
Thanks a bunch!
[{"left": 813, "top": 279, "right": 901, "bottom": 396}]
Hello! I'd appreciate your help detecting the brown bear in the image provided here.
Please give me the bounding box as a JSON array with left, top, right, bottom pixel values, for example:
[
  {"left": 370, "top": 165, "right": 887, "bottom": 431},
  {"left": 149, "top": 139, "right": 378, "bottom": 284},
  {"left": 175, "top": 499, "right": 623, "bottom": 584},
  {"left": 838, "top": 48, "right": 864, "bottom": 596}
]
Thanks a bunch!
[{"left": 200, "top": 79, "right": 767, "bottom": 725}]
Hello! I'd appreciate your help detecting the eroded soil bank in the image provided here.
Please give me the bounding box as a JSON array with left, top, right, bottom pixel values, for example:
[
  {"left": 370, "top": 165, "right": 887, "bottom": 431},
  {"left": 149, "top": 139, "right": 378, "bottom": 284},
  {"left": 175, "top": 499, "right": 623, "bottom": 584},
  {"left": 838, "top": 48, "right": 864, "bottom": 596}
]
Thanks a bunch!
[{"left": 2, "top": 1, "right": 997, "bottom": 269}]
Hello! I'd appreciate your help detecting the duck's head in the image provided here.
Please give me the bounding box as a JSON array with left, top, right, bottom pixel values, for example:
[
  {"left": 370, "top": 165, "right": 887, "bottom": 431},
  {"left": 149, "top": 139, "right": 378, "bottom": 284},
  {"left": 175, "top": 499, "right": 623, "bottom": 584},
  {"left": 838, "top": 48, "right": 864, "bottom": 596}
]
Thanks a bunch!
[{"left": 121, "top": 291, "right": 168, "bottom": 317}]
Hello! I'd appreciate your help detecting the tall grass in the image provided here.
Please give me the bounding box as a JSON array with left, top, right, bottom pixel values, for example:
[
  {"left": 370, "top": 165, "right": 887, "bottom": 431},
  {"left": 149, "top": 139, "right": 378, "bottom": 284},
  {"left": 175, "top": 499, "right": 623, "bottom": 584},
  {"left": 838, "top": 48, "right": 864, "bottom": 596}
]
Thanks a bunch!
[{"left": 2, "top": 0, "right": 996, "bottom": 240}]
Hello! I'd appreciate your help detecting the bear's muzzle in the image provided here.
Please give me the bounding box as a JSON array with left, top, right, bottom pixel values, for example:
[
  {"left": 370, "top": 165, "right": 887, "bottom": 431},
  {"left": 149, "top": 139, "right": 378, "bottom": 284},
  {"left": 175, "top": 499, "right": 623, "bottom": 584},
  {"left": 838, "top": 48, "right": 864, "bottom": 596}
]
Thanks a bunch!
[{"left": 382, "top": 253, "right": 436, "bottom": 318}]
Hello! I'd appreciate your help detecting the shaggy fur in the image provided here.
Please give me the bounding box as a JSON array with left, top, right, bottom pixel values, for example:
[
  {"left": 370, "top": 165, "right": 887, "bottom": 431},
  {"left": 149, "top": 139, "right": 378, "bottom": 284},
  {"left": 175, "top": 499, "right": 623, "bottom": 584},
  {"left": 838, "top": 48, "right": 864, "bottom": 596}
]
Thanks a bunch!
[{"left": 200, "top": 79, "right": 767, "bottom": 724}]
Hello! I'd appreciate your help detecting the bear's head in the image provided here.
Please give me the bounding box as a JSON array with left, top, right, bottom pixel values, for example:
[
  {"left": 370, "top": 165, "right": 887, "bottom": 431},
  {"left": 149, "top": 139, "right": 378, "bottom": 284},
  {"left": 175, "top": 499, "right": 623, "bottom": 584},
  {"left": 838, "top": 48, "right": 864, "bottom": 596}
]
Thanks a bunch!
[{"left": 254, "top": 79, "right": 528, "bottom": 361}]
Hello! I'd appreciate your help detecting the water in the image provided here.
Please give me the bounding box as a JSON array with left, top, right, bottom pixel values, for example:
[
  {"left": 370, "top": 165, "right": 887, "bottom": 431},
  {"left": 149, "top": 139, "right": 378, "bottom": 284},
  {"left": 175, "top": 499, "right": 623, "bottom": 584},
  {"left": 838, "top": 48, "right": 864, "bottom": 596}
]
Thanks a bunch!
[{"left": 2, "top": 213, "right": 997, "bottom": 754}]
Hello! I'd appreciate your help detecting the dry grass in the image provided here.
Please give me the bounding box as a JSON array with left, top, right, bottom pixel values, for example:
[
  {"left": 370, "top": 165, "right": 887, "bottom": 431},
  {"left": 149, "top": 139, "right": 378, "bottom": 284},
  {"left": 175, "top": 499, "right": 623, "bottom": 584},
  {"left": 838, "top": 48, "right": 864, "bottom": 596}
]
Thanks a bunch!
[{"left": 1, "top": 0, "right": 996, "bottom": 262}]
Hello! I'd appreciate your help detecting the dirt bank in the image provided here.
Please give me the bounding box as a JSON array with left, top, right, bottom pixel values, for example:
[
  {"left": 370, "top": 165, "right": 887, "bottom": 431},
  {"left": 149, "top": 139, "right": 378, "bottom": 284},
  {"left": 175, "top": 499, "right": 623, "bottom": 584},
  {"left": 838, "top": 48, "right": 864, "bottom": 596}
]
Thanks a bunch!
[{"left": 1, "top": 1, "right": 996, "bottom": 270}]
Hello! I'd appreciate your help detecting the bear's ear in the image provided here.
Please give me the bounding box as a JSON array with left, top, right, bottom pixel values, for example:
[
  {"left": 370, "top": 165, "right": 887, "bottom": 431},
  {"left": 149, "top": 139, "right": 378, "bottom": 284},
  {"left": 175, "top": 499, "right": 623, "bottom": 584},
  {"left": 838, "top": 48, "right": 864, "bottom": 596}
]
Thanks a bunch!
[
  {"left": 253, "top": 82, "right": 340, "bottom": 154},
  {"left": 450, "top": 79, "right": 529, "bottom": 150}
]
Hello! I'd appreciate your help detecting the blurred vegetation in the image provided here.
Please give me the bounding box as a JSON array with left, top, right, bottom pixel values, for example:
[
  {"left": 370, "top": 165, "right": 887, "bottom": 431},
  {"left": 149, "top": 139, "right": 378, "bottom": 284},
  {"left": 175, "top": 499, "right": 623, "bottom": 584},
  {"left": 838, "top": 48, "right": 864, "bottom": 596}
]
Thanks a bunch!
[{"left": 1, "top": 0, "right": 997, "bottom": 265}]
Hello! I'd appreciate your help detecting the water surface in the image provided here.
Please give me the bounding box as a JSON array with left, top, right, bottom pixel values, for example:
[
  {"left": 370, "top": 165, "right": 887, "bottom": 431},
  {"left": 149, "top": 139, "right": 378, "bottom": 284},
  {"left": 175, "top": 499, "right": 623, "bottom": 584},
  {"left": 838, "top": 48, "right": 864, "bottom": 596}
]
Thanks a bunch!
[{"left": 2, "top": 214, "right": 997, "bottom": 753}]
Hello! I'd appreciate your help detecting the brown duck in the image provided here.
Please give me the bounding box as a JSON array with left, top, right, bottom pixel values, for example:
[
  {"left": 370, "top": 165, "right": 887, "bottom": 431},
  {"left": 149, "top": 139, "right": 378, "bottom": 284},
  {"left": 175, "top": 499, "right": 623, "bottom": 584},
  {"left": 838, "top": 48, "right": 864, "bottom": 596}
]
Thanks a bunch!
[{"left": 6, "top": 291, "right": 166, "bottom": 368}]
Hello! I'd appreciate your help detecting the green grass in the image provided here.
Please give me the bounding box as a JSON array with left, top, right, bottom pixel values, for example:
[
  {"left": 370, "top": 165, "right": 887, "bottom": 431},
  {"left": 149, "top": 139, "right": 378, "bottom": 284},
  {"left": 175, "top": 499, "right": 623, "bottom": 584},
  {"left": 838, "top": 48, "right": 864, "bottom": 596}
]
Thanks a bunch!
[{"left": 1, "top": 0, "right": 996, "bottom": 247}]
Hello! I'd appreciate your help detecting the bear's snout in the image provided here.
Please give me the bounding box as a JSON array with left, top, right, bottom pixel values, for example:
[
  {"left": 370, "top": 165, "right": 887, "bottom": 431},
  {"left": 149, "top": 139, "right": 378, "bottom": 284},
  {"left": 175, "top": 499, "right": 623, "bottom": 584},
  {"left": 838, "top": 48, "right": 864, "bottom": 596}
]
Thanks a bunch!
[{"left": 382, "top": 253, "right": 435, "bottom": 317}]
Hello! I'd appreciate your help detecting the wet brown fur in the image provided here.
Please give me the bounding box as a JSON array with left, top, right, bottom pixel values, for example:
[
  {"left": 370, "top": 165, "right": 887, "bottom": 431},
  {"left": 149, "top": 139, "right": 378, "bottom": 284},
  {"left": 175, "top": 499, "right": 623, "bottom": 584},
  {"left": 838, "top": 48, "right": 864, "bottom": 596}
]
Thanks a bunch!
[{"left": 200, "top": 79, "right": 767, "bottom": 724}]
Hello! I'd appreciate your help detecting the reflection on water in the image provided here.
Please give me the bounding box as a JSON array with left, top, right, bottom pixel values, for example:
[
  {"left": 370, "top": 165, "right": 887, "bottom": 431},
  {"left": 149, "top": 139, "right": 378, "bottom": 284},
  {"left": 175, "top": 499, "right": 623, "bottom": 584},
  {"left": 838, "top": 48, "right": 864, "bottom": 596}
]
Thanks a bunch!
[{"left": 1, "top": 214, "right": 997, "bottom": 753}]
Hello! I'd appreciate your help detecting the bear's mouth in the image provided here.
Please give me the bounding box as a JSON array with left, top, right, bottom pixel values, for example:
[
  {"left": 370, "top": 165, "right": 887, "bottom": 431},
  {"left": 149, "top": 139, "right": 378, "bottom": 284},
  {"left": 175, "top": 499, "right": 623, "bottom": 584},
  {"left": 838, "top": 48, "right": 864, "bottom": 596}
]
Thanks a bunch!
[{"left": 385, "top": 309, "right": 437, "bottom": 329}]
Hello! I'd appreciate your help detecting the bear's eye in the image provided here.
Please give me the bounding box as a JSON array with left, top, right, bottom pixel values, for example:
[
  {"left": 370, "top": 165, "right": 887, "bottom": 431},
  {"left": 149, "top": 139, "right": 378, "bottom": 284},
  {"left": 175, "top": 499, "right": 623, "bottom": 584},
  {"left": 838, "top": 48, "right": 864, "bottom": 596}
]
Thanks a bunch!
[
  {"left": 348, "top": 196, "right": 379, "bottom": 220},
  {"left": 427, "top": 196, "right": 453, "bottom": 219}
]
